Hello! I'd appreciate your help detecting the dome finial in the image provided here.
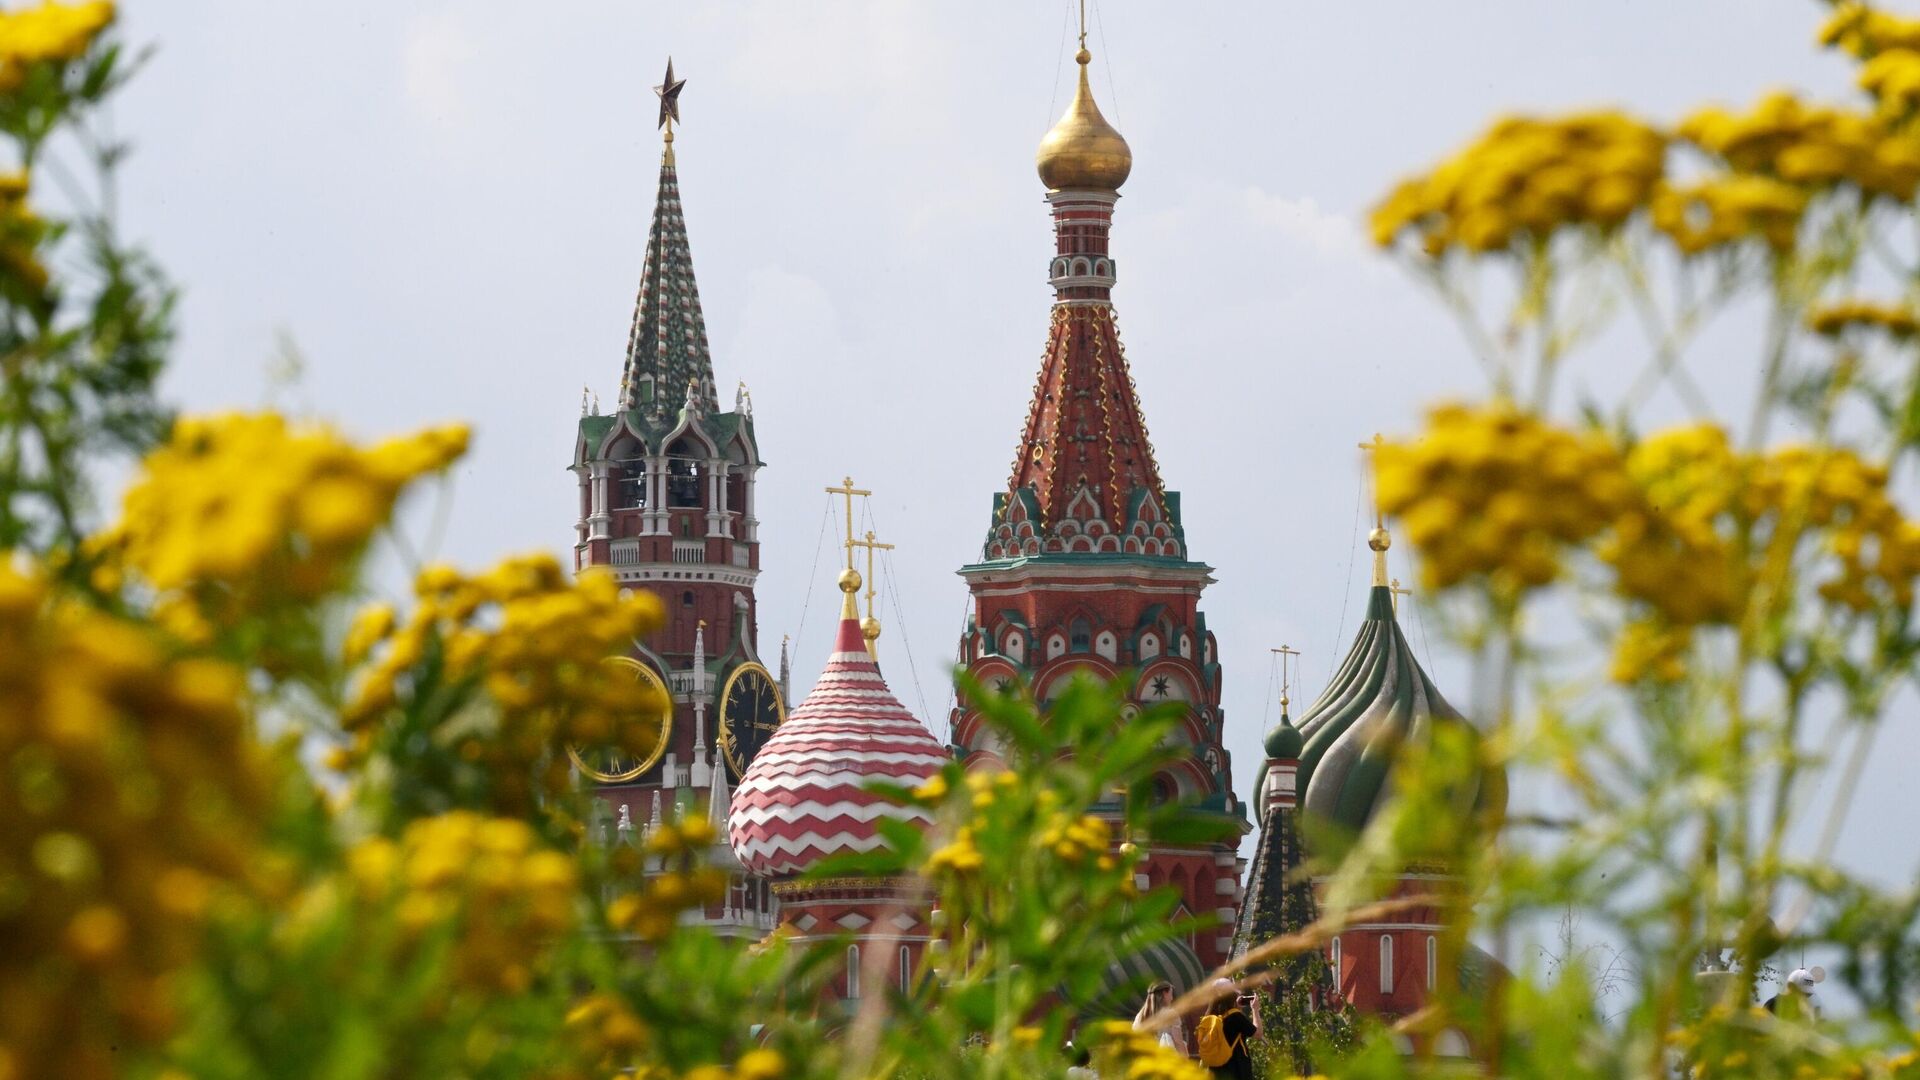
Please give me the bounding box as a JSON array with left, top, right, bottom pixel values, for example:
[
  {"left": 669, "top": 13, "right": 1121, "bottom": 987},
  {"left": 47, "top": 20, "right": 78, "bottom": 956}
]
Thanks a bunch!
[
  {"left": 850, "top": 528, "right": 895, "bottom": 659},
  {"left": 1036, "top": 2, "right": 1131, "bottom": 192},
  {"left": 1361, "top": 434, "right": 1391, "bottom": 586},
  {"left": 655, "top": 57, "right": 686, "bottom": 165}
]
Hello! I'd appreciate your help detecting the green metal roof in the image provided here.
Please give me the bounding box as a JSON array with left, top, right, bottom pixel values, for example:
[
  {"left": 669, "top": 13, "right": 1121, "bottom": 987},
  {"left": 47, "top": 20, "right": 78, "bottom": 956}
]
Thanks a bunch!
[{"left": 1294, "top": 586, "right": 1505, "bottom": 836}]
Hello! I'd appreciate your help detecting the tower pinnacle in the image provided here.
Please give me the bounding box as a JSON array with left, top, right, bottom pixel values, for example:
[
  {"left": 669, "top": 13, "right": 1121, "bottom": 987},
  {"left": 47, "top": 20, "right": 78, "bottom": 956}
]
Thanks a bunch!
[{"left": 621, "top": 58, "right": 715, "bottom": 417}]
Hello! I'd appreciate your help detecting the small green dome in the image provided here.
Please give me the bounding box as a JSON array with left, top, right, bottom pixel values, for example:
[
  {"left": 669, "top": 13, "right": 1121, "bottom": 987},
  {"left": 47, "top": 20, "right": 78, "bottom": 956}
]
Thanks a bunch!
[{"left": 1264, "top": 713, "right": 1304, "bottom": 759}]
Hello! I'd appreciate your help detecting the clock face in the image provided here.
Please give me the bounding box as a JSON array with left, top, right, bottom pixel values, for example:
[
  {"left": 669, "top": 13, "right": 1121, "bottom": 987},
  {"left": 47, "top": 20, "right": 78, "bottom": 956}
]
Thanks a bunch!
[
  {"left": 567, "top": 656, "right": 672, "bottom": 783},
  {"left": 717, "top": 661, "right": 784, "bottom": 779}
]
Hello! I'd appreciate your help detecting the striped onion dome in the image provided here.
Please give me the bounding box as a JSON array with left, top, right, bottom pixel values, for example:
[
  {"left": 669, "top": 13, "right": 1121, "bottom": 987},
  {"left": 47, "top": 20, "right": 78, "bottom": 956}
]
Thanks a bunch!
[
  {"left": 1295, "top": 584, "right": 1506, "bottom": 835},
  {"left": 1069, "top": 935, "right": 1206, "bottom": 1017},
  {"left": 728, "top": 573, "right": 948, "bottom": 878}
]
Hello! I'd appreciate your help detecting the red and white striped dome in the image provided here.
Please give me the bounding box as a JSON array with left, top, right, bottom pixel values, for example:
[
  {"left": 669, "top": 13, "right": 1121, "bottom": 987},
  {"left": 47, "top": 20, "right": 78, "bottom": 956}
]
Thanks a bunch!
[{"left": 728, "top": 608, "right": 948, "bottom": 878}]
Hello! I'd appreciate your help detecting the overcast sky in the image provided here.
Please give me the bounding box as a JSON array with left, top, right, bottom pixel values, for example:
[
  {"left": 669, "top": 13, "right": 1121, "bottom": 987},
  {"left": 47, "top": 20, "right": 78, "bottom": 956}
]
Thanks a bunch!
[{"left": 111, "top": 1, "right": 1913, "bottom": 914}]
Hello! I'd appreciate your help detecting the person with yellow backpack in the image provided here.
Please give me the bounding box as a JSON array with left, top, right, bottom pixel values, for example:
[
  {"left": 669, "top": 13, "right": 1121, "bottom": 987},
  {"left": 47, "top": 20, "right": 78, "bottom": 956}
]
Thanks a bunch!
[{"left": 1193, "top": 979, "right": 1259, "bottom": 1079}]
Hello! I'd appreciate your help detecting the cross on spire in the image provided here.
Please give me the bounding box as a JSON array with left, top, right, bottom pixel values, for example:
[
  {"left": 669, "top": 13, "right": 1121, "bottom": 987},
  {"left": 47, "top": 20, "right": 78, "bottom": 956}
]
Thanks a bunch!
[
  {"left": 1389, "top": 577, "right": 1413, "bottom": 615},
  {"left": 824, "top": 476, "right": 871, "bottom": 571},
  {"left": 849, "top": 528, "right": 895, "bottom": 658},
  {"left": 1270, "top": 645, "right": 1300, "bottom": 711},
  {"left": 1358, "top": 432, "right": 1386, "bottom": 530},
  {"left": 1359, "top": 433, "right": 1392, "bottom": 586}
]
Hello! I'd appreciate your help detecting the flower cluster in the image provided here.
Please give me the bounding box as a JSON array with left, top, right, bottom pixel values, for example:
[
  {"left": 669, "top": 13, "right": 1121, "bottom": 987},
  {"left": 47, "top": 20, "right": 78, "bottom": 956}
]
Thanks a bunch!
[
  {"left": 1039, "top": 812, "right": 1112, "bottom": 866},
  {"left": 1807, "top": 298, "right": 1920, "bottom": 339},
  {"left": 1371, "top": 111, "right": 1666, "bottom": 255},
  {"left": 1820, "top": 2, "right": 1920, "bottom": 58},
  {"left": 1676, "top": 93, "right": 1920, "bottom": 201},
  {"left": 563, "top": 992, "right": 651, "bottom": 1069},
  {"left": 1650, "top": 175, "right": 1808, "bottom": 255},
  {"left": 345, "top": 812, "right": 577, "bottom": 994},
  {"left": 1610, "top": 427, "right": 1920, "bottom": 619},
  {"left": 1375, "top": 402, "right": 1633, "bottom": 592},
  {"left": 1609, "top": 618, "right": 1694, "bottom": 684},
  {"left": 1756, "top": 444, "right": 1920, "bottom": 612},
  {"left": 1860, "top": 49, "right": 1920, "bottom": 118},
  {"left": 1091, "top": 1019, "right": 1211, "bottom": 1080},
  {"left": 0, "top": 171, "right": 48, "bottom": 302},
  {"left": 98, "top": 412, "right": 469, "bottom": 641},
  {"left": 0, "top": 0, "right": 113, "bottom": 93},
  {"left": 338, "top": 555, "right": 665, "bottom": 814},
  {"left": 605, "top": 817, "right": 729, "bottom": 942},
  {"left": 1603, "top": 424, "right": 1743, "bottom": 627},
  {"left": 0, "top": 559, "right": 264, "bottom": 1078},
  {"left": 1383, "top": 407, "right": 1920, "bottom": 680}
]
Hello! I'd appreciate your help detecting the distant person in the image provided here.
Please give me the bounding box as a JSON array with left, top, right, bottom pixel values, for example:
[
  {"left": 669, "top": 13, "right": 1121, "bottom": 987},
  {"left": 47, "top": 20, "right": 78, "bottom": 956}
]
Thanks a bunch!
[
  {"left": 1134, "top": 980, "right": 1189, "bottom": 1056},
  {"left": 1193, "top": 979, "right": 1258, "bottom": 1079},
  {"left": 1763, "top": 966, "right": 1826, "bottom": 1021}
]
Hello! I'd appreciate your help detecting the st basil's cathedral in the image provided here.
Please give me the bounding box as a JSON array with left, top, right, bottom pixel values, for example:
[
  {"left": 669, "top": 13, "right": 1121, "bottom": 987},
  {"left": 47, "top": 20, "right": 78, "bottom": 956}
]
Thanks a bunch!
[{"left": 565, "top": 29, "right": 1503, "bottom": 1050}]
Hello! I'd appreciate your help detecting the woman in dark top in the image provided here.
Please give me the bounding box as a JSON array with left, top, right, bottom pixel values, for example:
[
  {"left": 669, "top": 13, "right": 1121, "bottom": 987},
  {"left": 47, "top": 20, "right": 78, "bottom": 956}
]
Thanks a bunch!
[{"left": 1205, "top": 979, "right": 1260, "bottom": 1080}]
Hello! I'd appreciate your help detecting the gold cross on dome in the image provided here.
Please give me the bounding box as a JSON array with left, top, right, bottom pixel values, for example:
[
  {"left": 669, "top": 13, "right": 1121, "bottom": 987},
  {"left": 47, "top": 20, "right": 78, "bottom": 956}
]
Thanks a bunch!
[
  {"left": 824, "top": 476, "right": 871, "bottom": 569},
  {"left": 1270, "top": 644, "right": 1301, "bottom": 708},
  {"left": 849, "top": 530, "right": 895, "bottom": 622},
  {"left": 1358, "top": 432, "right": 1386, "bottom": 528},
  {"left": 1389, "top": 578, "right": 1413, "bottom": 614}
]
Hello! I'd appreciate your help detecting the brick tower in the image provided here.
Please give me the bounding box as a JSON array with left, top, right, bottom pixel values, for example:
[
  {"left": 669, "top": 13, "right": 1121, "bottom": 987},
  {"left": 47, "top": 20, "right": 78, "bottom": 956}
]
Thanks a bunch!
[
  {"left": 951, "top": 37, "right": 1249, "bottom": 972},
  {"left": 569, "top": 62, "right": 784, "bottom": 939}
]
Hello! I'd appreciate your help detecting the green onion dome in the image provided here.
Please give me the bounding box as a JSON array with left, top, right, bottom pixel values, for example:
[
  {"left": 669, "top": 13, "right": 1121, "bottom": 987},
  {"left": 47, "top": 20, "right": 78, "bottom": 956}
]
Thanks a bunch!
[
  {"left": 1263, "top": 710, "right": 1304, "bottom": 760},
  {"left": 1294, "top": 586, "right": 1506, "bottom": 836}
]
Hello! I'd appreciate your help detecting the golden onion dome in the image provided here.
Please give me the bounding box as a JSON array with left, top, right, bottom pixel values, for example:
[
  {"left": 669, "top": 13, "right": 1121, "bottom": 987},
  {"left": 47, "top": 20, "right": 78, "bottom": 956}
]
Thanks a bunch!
[{"left": 1036, "top": 48, "right": 1132, "bottom": 192}]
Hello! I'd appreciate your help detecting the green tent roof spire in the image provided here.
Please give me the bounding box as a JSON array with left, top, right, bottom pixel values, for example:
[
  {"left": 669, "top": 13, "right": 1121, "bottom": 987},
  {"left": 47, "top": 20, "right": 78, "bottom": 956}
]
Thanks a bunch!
[{"left": 620, "top": 99, "right": 718, "bottom": 419}]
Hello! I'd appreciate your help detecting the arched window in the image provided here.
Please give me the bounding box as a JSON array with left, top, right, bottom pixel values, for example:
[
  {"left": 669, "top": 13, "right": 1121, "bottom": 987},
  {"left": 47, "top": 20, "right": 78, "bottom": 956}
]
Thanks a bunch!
[
  {"left": 846, "top": 945, "right": 860, "bottom": 999},
  {"left": 1069, "top": 617, "right": 1092, "bottom": 653},
  {"left": 682, "top": 590, "right": 695, "bottom": 608},
  {"left": 1426, "top": 935, "right": 1437, "bottom": 991},
  {"left": 1379, "top": 935, "right": 1394, "bottom": 994},
  {"left": 666, "top": 439, "right": 702, "bottom": 508},
  {"left": 899, "top": 946, "right": 912, "bottom": 993}
]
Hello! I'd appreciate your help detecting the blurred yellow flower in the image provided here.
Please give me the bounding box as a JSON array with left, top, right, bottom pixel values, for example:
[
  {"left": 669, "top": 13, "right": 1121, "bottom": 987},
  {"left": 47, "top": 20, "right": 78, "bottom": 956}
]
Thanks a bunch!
[
  {"left": 335, "top": 555, "right": 665, "bottom": 813},
  {"left": 97, "top": 412, "right": 469, "bottom": 637},
  {"left": 1372, "top": 111, "right": 1666, "bottom": 255},
  {"left": 1376, "top": 402, "right": 1631, "bottom": 593},
  {"left": 1807, "top": 298, "right": 1920, "bottom": 339},
  {"left": 336, "top": 812, "right": 578, "bottom": 994},
  {"left": 0, "top": 1, "right": 113, "bottom": 92},
  {"left": 0, "top": 557, "right": 264, "bottom": 1078}
]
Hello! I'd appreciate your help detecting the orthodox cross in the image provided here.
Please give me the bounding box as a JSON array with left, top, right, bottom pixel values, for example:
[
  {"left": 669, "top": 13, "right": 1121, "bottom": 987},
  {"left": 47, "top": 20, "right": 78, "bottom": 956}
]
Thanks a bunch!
[
  {"left": 824, "top": 476, "right": 871, "bottom": 568},
  {"left": 1077, "top": 0, "right": 1088, "bottom": 51},
  {"left": 1357, "top": 432, "right": 1386, "bottom": 528},
  {"left": 1389, "top": 578, "right": 1413, "bottom": 615},
  {"left": 1270, "top": 644, "right": 1300, "bottom": 711},
  {"left": 655, "top": 57, "right": 686, "bottom": 136},
  {"left": 848, "top": 529, "right": 894, "bottom": 624}
]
